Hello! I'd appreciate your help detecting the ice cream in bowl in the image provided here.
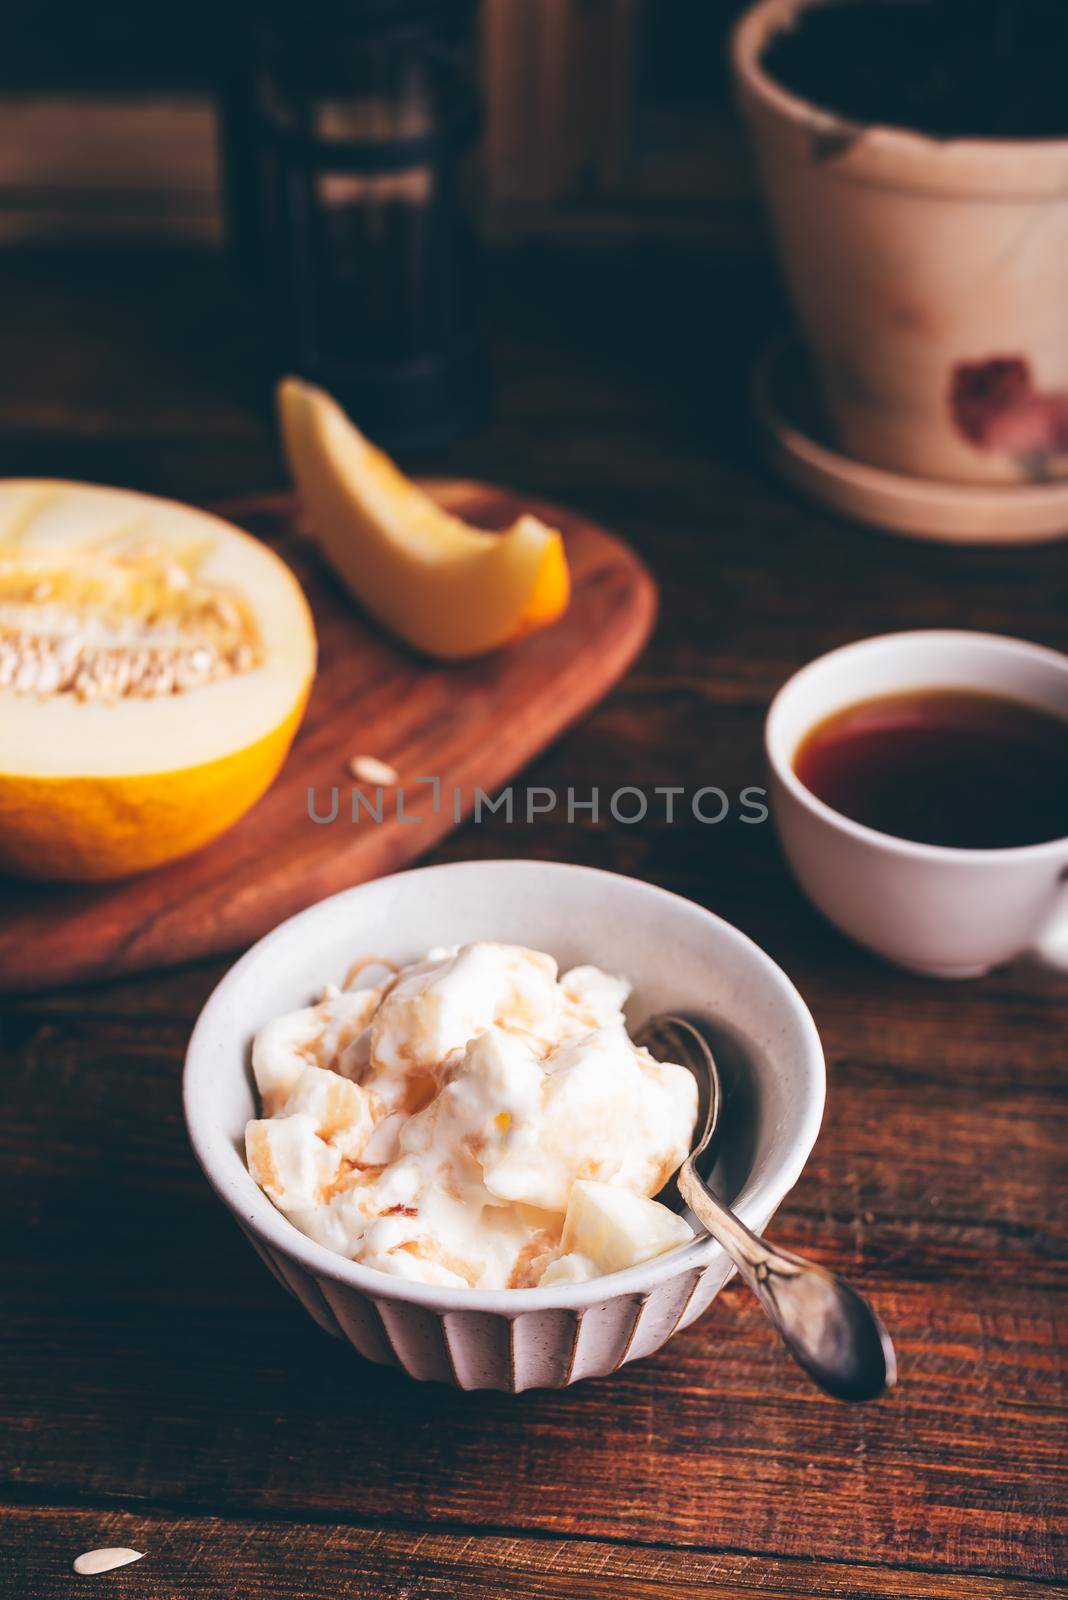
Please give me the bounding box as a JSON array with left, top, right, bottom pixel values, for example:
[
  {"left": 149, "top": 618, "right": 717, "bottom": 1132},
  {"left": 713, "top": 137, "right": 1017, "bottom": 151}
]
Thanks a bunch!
[
  {"left": 244, "top": 942, "right": 699, "bottom": 1291},
  {"left": 184, "top": 860, "right": 825, "bottom": 1390}
]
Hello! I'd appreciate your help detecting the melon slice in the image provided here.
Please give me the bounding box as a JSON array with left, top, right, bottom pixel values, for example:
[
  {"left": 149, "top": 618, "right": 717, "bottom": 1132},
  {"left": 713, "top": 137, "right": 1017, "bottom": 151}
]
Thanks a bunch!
[
  {"left": 561, "top": 1180, "right": 694, "bottom": 1275},
  {"left": 0, "top": 480, "right": 316, "bottom": 880},
  {"left": 278, "top": 378, "right": 570, "bottom": 660}
]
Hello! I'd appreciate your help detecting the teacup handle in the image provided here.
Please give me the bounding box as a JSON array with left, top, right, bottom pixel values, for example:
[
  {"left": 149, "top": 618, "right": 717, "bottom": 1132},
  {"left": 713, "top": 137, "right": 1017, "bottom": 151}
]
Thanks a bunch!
[{"left": 1031, "top": 872, "right": 1068, "bottom": 970}]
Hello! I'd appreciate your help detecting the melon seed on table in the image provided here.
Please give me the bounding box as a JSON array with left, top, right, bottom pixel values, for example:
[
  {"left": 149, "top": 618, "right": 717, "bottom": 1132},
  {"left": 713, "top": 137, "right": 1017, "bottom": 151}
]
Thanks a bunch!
[{"left": 1, "top": 240, "right": 1065, "bottom": 1599}]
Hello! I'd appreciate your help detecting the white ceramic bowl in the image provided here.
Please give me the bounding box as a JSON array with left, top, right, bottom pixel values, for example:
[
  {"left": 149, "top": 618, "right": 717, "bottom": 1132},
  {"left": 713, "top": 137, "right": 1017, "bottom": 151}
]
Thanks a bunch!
[{"left": 184, "top": 860, "right": 825, "bottom": 1391}]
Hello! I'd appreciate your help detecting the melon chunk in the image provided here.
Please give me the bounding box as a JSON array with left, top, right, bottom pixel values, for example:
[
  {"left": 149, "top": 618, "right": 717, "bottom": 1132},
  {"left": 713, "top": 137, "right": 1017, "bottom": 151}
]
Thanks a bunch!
[
  {"left": 538, "top": 1251, "right": 600, "bottom": 1287},
  {"left": 245, "top": 1114, "right": 339, "bottom": 1213},
  {"left": 0, "top": 480, "right": 315, "bottom": 879},
  {"left": 278, "top": 378, "right": 570, "bottom": 660},
  {"left": 561, "top": 1180, "right": 694, "bottom": 1275}
]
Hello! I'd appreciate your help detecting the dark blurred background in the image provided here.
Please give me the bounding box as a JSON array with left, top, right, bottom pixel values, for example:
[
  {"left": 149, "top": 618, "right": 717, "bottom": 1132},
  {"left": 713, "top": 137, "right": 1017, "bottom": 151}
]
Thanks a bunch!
[{"left": 0, "top": 1, "right": 758, "bottom": 250}]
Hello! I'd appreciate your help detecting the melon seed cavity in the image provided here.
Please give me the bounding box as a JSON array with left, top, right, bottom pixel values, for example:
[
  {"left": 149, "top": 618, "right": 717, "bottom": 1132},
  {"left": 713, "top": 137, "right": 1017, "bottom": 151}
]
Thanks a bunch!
[{"left": 0, "top": 534, "right": 259, "bottom": 702}]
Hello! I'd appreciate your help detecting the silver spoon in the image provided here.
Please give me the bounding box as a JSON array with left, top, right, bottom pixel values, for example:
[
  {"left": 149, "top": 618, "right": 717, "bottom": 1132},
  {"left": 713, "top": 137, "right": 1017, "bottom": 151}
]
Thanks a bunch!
[{"left": 635, "top": 1014, "right": 896, "bottom": 1402}]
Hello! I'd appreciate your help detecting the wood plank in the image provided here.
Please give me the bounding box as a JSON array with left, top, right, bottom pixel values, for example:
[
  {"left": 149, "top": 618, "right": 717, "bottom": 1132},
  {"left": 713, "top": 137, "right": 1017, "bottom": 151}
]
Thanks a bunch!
[
  {"left": 0, "top": 486, "right": 655, "bottom": 992},
  {"left": 3, "top": 1506, "right": 1061, "bottom": 1600}
]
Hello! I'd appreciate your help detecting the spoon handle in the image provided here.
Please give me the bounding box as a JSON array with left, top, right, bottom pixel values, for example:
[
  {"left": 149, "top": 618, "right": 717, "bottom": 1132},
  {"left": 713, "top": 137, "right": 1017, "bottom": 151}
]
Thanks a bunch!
[{"left": 678, "top": 1163, "right": 897, "bottom": 1402}]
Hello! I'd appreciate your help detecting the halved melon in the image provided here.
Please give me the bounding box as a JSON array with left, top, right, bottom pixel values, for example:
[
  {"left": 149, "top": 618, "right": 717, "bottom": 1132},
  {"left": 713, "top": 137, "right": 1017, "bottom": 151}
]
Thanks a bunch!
[
  {"left": 278, "top": 378, "right": 570, "bottom": 660},
  {"left": 0, "top": 480, "right": 316, "bottom": 880}
]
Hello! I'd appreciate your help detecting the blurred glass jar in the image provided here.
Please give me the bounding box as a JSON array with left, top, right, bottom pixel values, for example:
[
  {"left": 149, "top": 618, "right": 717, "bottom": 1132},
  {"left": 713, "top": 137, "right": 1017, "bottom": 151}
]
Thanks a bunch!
[{"left": 218, "top": 0, "right": 486, "bottom": 446}]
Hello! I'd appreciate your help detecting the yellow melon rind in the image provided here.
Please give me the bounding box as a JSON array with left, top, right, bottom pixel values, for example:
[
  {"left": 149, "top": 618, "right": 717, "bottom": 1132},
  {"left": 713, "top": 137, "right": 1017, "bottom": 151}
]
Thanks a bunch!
[{"left": 0, "top": 692, "right": 308, "bottom": 880}]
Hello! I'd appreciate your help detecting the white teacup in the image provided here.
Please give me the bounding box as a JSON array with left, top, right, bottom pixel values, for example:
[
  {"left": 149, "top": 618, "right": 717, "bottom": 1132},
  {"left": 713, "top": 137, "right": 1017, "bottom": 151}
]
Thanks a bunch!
[{"left": 766, "top": 631, "right": 1068, "bottom": 978}]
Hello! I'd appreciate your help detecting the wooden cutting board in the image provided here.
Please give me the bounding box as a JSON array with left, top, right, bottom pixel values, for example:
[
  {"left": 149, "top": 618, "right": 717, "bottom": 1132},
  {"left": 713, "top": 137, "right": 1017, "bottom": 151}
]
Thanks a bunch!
[{"left": 0, "top": 483, "right": 656, "bottom": 995}]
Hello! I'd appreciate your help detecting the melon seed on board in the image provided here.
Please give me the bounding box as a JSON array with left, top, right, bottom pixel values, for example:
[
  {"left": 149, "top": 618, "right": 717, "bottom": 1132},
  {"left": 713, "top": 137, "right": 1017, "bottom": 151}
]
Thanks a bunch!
[{"left": 347, "top": 754, "right": 400, "bottom": 785}]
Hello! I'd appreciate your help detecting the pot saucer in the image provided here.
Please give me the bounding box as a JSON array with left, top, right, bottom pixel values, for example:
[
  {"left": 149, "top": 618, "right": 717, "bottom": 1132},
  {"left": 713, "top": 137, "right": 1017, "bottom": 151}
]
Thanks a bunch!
[{"left": 751, "top": 338, "right": 1068, "bottom": 545}]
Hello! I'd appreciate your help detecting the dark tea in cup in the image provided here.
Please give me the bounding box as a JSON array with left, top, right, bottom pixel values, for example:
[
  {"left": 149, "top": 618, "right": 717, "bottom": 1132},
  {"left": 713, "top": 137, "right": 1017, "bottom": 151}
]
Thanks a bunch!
[{"left": 793, "top": 689, "right": 1068, "bottom": 849}]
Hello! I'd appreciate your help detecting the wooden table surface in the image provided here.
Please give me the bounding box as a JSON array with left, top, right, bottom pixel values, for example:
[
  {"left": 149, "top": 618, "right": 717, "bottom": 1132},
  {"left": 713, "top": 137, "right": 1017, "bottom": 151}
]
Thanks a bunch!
[{"left": 1, "top": 240, "right": 1065, "bottom": 1599}]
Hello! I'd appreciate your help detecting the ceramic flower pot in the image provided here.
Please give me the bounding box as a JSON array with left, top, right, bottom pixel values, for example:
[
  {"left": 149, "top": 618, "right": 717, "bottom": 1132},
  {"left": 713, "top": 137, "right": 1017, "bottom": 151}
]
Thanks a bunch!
[{"left": 732, "top": 0, "right": 1068, "bottom": 485}]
